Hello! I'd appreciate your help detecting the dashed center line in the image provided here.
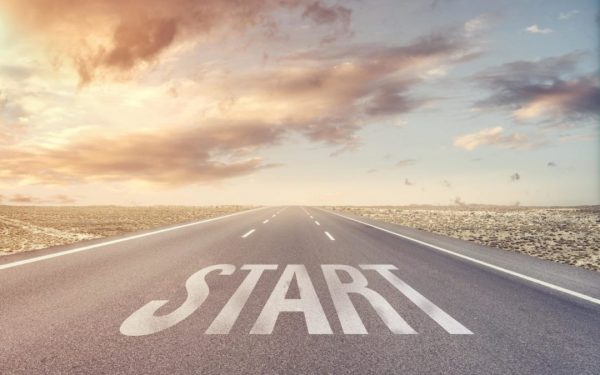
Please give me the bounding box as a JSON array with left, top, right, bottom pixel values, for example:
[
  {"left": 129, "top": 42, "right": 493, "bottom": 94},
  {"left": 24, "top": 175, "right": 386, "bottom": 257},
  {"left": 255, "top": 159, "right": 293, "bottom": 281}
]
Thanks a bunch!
[
  {"left": 262, "top": 219, "right": 269, "bottom": 224},
  {"left": 324, "top": 231, "right": 335, "bottom": 241},
  {"left": 315, "top": 221, "right": 320, "bottom": 226},
  {"left": 242, "top": 229, "right": 256, "bottom": 238}
]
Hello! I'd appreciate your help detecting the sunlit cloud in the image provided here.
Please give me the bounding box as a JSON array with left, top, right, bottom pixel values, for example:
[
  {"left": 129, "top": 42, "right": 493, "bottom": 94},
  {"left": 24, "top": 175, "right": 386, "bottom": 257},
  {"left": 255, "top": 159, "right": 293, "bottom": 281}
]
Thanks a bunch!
[
  {"left": 0, "top": 121, "right": 283, "bottom": 186},
  {"left": 1, "top": 0, "right": 353, "bottom": 84},
  {"left": 0, "top": 24, "right": 483, "bottom": 186},
  {"left": 525, "top": 24, "right": 553, "bottom": 34},
  {"left": 473, "top": 52, "right": 600, "bottom": 125},
  {"left": 453, "top": 126, "right": 536, "bottom": 151}
]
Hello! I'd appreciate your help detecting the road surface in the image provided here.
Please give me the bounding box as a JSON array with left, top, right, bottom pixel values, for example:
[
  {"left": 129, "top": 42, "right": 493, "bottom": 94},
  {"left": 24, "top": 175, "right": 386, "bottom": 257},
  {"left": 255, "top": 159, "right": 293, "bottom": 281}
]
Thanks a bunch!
[{"left": 1, "top": 206, "right": 599, "bottom": 374}]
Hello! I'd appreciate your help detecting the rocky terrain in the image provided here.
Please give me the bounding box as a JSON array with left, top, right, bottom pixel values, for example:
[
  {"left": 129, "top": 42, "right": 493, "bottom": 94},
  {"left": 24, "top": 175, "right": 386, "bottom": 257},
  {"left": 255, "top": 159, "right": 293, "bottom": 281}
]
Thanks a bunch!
[
  {"left": 0, "top": 205, "right": 249, "bottom": 256},
  {"left": 330, "top": 206, "right": 600, "bottom": 271}
]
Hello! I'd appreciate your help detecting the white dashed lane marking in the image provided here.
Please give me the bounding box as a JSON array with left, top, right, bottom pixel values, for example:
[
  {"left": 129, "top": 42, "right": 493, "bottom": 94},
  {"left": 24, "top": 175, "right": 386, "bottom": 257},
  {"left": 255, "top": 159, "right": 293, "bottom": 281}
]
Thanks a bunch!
[
  {"left": 324, "top": 231, "right": 335, "bottom": 241},
  {"left": 242, "top": 229, "right": 256, "bottom": 238},
  {"left": 315, "top": 221, "right": 320, "bottom": 226},
  {"left": 263, "top": 219, "right": 269, "bottom": 224}
]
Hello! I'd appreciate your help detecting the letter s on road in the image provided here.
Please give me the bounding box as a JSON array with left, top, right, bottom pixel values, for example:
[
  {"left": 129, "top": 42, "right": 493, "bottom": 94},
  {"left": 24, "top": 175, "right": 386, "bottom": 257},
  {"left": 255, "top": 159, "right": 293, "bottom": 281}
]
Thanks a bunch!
[{"left": 120, "top": 264, "right": 235, "bottom": 336}]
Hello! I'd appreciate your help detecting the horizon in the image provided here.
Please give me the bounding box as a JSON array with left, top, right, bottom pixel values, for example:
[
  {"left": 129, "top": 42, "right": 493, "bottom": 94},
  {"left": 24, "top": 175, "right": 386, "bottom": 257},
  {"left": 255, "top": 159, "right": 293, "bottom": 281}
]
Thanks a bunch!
[
  {"left": 0, "top": 0, "right": 598, "bottom": 206},
  {"left": 1, "top": 203, "right": 599, "bottom": 209}
]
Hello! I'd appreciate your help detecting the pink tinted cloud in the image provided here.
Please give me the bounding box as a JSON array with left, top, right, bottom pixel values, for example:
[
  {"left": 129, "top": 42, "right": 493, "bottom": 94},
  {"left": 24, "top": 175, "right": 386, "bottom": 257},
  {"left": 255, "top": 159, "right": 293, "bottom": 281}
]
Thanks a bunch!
[
  {"left": 2, "top": 0, "right": 353, "bottom": 84},
  {"left": 0, "top": 121, "right": 283, "bottom": 186}
]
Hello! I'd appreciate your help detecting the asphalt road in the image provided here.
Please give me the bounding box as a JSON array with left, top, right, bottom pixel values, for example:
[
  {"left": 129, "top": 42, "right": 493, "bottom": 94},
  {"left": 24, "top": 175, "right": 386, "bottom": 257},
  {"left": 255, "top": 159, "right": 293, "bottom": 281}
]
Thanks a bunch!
[{"left": 1, "top": 206, "right": 599, "bottom": 374}]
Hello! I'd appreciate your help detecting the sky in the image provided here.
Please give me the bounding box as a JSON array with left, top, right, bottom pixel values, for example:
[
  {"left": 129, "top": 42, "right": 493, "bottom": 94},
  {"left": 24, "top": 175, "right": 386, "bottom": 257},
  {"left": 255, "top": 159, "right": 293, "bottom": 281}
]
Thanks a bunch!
[{"left": 0, "top": 0, "right": 598, "bottom": 206}]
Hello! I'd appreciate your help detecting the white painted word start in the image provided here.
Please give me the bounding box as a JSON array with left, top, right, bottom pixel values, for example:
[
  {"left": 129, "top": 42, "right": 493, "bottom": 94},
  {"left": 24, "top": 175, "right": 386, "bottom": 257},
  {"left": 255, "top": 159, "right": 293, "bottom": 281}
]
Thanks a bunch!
[{"left": 120, "top": 264, "right": 472, "bottom": 336}]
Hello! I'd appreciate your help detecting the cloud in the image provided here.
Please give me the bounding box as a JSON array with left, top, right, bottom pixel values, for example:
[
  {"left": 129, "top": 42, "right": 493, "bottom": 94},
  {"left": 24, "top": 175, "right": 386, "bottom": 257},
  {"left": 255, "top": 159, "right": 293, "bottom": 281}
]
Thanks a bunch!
[
  {"left": 547, "top": 161, "right": 557, "bottom": 167},
  {"left": 9, "top": 194, "right": 35, "bottom": 203},
  {"left": 302, "top": 1, "right": 352, "bottom": 43},
  {"left": 0, "top": 121, "right": 283, "bottom": 186},
  {"left": 395, "top": 159, "right": 417, "bottom": 167},
  {"left": 366, "top": 169, "right": 377, "bottom": 174},
  {"left": 442, "top": 180, "right": 451, "bottom": 188},
  {"left": 230, "top": 30, "right": 479, "bottom": 149},
  {"left": 404, "top": 178, "right": 414, "bottom": 186},
  {"left": 463, "top": 13, "right": 499, "bottom": 36},
  {"left": 453, "top": 126, "right": 537, "bottom": 150},
  {"left": 0, "top": 22, "right": 484, "bottom": 185},
  {"left": 1, "top": 0, "right": 353, "bottom": 84},
  {"left": 364, "top": 82, "right": 427, "bottom": 116},
  {"left": 558, "top": 132, "right": 598, "bottom": 143},
  {"left": 510, "top": 172, "right": 520, "bottom": 182},
  {"left": 52, "top": 194, "right": 78, "bottom": 204},
  {"left": 0, "top": 28, "right": 482, "bottom": 186},
  {"left": 525, "top": 25, "right": 553, "bottom": 34},
  {"left": 558, "top": 10, "right": 579, "bottom": 20},
  {"left": 5, "top": 194, "right": 77, "bottom": 204},
  {"left": 473, "top": 52, "right": 600, "bottom": 124}
]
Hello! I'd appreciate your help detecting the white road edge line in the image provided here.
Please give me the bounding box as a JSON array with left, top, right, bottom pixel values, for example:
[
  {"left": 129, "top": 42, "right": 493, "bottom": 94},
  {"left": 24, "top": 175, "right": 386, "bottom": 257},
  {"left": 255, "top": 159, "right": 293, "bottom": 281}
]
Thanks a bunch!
[
  {"left": 315, "top": 221, "right": 320, "bottom": 226},
  {"left": 262, "top": 219, "right": 269, "bottom": 224},
  {"left": 324, "top": 231, "right": 335, "bottom": 241},
  {"left": 319, "top": 208, "right": 600, "bottom": 306},
  {"left": 242, "top": 229, "right": 256, "bottom": 238},
  {"left": 0, "top": 207, "right": 269, "bottom": 271}
]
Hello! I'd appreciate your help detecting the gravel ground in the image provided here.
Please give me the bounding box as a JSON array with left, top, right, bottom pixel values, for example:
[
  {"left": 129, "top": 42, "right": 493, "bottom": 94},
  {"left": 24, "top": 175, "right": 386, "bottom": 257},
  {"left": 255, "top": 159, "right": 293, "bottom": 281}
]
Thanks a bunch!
[
  {"left": 0, "top": 205, "right": 251, "bottom": 256},
  {"left": 330, "top": 206, "right": 600, "bottom": 272}
]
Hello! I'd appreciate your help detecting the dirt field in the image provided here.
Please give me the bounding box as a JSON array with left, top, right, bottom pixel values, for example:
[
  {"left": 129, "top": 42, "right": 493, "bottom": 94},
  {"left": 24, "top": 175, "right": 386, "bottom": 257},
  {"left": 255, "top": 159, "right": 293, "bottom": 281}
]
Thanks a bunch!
[
  {"left": 330, "top": 206, "right": 600, "bottom": 272},
  {"left": 0, "top": 205, "right": 250, "bottom": 256}
]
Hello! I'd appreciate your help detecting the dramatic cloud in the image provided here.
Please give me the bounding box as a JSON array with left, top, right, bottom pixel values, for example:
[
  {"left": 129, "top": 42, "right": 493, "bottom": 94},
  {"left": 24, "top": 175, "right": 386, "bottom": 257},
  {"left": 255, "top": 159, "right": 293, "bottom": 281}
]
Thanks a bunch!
[
  {"left": 510, "top": 172, "right": 520, "bottom": 182},
  {"left": 0, "top": 28, "right": 482, "bottom": 185},
  {"left": 1, "top": 0, "right": 352, "bottom": 84},
  {"left": 205, "top": 30, "right": 480, "bottom": 151},
  {"left": 474, "top": 52, "right": 600, "bottom": 124},
  {"left": 453, "top": 126, "right": 536, "bottom": 150},
  {"left": 0, "top": 122, "right": 283, "bottom": 186},
  {"left": 525, "top": 25, "right": 553, "bottom": 34}
]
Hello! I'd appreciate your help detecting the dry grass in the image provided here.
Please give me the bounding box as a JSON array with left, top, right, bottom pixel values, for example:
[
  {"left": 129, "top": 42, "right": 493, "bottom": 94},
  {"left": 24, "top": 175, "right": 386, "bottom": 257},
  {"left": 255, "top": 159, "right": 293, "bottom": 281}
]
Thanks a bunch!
[
  {"left": 330, "top": 206, "right": 600, "bottom": 271},
  {"left": 0, "top": 205, "right": 251, "bottom": 256}
]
